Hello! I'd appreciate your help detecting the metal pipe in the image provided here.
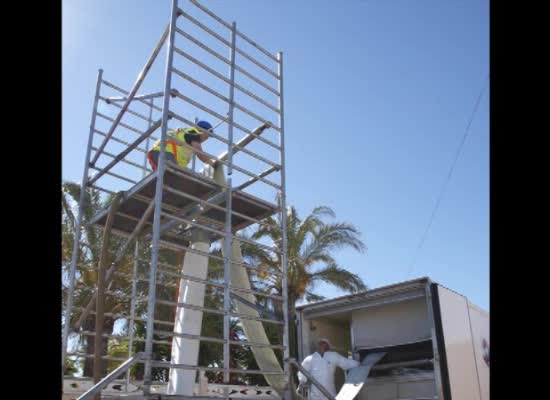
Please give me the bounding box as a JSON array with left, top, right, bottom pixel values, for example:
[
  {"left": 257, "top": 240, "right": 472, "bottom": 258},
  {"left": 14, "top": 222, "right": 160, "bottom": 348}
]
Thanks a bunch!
[
  {"left": 93, "top": 129, "right": 148, "bottom": 154},
  {"left": 233, "top": 102, "right": 279, "bottom": 132},
  {"left": 90, "top": 25, "right": 169, "bottom": 165},
  {"left": 90, "top": 147, "right": 148, "bottom": 172},
  {"left": 154, "top": 329, "right": 285, "bottom": 349},
  {"left": 155, "top": 267, "right": 284, "bottom": 300},
  {"left": 174, "top": 28, "right": 281, "bottom": 112},
  {"left": 157, "top": 239, "right": 283, "bottom": 277},
  {"left": 156, "top": 299, "right": 284, "bottom": 325},
  {"left": 100, "top": 96, "right": 152, "bottom": 123},
  {"left": 102, "top": 79, "right": 164, "bottom": 113},
  {"left": 89, "top": 184, "right": 115, "bottom": 196},
  {"left": 163, "top": 184, "right": 279, "bottom": 231},
  {"left": 151, "top": 361, "right": 284, "bottom": 375},
  {"left": 93, "top": 193, "right": 123, "bottom": 394},
  {"left": 236, "top": 165, "right": 279, "bottom": 191},
  {"left": 126, "top": 97, "right": 155, "bottom": 392},
  {"left": 222, "top": 24, "right": 237, "bottom": 384},
  {"left": 188, "top": 0, "right": 279, "bottom": 63},
  {"left": 96, "top": 112, "right": 151, "bottom": 138},
  {"left": 62, "top": 69, "right": 103, "bottom": 377},
  {"left": 277, "top": 51, "right": 291, "bottom": 398},
  {"left": 88, "top": 118, "right": 161, "bottom": 186},
  {"left": 174, "top": 45, "right": 279, "bottom": 104},
  {"left": 105, "top": 91, "right": 164, "bottom": 103},
  {"left": 89, "top": 165, "right": 138, "bottom": 185},
  {"left": 143, "top": 1, "right": 179, "bottom": 393},
  {"left": 76, "top": 352, "right": 146, "bottom": 400}
]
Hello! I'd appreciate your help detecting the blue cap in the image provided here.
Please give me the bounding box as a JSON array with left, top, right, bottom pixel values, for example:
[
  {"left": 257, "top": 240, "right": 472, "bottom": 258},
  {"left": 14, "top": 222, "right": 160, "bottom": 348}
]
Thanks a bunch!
[{"left": 197, "top": 120, "right": 213, "bottom": 131}]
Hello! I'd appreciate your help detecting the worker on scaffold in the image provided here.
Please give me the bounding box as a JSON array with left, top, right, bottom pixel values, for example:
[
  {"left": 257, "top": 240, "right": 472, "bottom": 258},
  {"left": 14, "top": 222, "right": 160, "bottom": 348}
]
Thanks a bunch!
[{"left": 147, "top": 120, "right": 218, "bottom": 171}]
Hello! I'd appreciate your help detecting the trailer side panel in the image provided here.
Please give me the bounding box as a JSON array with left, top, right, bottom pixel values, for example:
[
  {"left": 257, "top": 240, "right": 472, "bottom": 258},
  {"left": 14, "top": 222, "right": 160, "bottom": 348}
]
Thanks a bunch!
[{"left": 436, "top": 285, "right": 482, "bottom": 400}]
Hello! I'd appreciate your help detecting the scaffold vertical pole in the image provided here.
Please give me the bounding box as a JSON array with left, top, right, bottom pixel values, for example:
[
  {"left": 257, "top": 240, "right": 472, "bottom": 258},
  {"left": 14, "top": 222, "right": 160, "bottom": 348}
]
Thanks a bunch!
[
  {"left": 143, "top": 0, "right": 179, "bottom": 395},
  {"left": 62, "top": 68, "right": 103, "bottom": 376},
  {"left": 277, "top": 51, "right": 291, "bottom": 400},
  {"left": 222, "top": 20, "right": 237, "bottom": 388},
  {"left": 125, "top": 97, "right": 155, "bottom": 392}
]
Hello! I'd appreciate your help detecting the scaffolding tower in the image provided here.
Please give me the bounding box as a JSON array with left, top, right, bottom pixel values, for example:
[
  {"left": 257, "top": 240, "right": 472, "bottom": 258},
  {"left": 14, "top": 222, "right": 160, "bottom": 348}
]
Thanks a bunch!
[{"left": 62, "top": 1, "right": 289, "bottom": 398}]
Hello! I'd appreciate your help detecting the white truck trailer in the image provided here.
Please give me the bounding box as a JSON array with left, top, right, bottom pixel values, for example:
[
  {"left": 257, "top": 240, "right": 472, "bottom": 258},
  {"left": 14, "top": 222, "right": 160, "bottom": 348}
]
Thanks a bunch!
[{"left": 295, "top": 277, "right": 489, "bottom": 400}]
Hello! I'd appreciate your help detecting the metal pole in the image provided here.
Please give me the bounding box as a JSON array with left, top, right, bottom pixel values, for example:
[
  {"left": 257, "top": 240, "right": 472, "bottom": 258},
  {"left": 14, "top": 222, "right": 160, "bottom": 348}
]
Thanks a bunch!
[
  {"left": 62, "top": 68, "right": 103, "bottom": 376},
  {"left": 277, "top": 51, "right": 291, "bottom": 400},
  {"left": 93, "top": 193, "right": 123, "bottom": 399},
  {"left": 77, "top": 352, "right": 146, "bottom": 400},
  {"left": 222, "top": 20, "right": 237, "bottom": 387},
  {"left": 143, "top": 0, "right": 179, "bottom": 395},
  {"left": 126, "top": 98, "right": 154, "bottom": 391},
  {"left": 90, "top": 25, "right": 169, "bottom": 166}
]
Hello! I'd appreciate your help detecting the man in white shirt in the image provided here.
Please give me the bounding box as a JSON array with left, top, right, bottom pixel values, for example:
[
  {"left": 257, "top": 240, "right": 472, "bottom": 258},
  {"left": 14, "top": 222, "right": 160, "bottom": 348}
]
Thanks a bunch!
[{"left": 297, "top": 338, "right": 360, "bottom": 400}]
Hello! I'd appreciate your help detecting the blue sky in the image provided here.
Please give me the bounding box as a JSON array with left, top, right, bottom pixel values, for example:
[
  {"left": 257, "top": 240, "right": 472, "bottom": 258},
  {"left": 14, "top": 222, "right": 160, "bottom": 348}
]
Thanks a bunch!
[{"left": 63, "top": 0, "right": 489, "bottom": 310}]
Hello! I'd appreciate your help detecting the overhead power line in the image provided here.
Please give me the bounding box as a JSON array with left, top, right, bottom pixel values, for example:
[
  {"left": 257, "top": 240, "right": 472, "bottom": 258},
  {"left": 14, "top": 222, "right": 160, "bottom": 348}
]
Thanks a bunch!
[{"left": 406, "top": 74, "right": 490, "bottom": 278}]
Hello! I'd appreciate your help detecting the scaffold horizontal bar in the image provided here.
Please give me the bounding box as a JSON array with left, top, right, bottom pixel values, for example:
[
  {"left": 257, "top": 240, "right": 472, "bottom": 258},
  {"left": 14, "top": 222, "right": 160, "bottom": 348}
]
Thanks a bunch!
[
  {"left": 78, "top": 331, "right": 171, "bottom": 346},
  {"left": 155, "top": 267, "right": 284, "bottom": 301},
  {"left": 162, "top": 185, "right": 279, "bottom": 231},
  {"left": 88, "top": 118, "right": 162, "bottom": 185},
  {"left": 155, "top": 299, "right": 284, "bottom": 325},
  {"left": 171, "top": 67, "right": 279, "bottom": 131},
  {"left": 161, "top": 210, "right": 279, "bottom": 253},
  {"left": 151, "top": 360, "right": 284, "bottom": 375},
  {"left": 173, "top": 44, "right": 279, "bottom": 101},
  {"left": 100, "top": 96, "right": 152, "bottom": 124},
  {"left": 157, "top": 239, "right": 282, "bottom": 277},
  {"left": 89, "top": 184, "right": 115, "bottom": 195},
  {"left": 91, "top": 146, "right": 151, "bottom": 172},
  {"left": 96, "top": 112, "right": 147, "bottom": 137},
  {"left": 153, "top": 329, "right": 285, "bottom": 349},
  {"left": 102, "top": 79, "right": 164, "bottom": 113},
  {"left": 188, "top": 0, "right": 280, "bottom": 63},
  {"left": 89, "top": 165, "right": 138, "bottom": 185},
  {"left": 105, "top": 91, "right": 165, "bottom": 103},
  {"left": 65, "top": 353, "right": 133, "bottom": 362},
  {"left": 90, "top": 25, "right": 169, "bottom": 165},
  {"left": 174, "top": 28, "right": 281, "bottom": 114},
  {"left": 94, "top": 129, "right": 148, "bottom": 154},
  {"left": 170, "top": 90, "right": 280, "bottom": 150},
  {"left": 72, "top": 306, "right": 175, "bottom": 327},
  {"left": 236, "top": 165, "right": 279, "bottom": 191}
]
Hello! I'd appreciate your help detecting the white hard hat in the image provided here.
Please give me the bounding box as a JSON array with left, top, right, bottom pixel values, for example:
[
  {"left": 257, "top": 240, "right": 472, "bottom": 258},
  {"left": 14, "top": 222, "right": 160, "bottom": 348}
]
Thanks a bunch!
[{"left": 318, "top": 338, "right": 332, "bottom": 347}]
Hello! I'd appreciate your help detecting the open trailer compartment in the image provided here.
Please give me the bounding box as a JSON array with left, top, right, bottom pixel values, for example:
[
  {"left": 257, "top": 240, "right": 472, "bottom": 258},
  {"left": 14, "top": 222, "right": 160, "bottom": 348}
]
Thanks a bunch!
[{"left": 295, "top": 278, "right": 489, "bottom": 400}]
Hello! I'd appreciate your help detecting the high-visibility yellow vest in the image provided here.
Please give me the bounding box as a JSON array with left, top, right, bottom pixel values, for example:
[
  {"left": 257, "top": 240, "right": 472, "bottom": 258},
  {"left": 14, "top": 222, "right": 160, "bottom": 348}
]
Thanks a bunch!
[{"left": 150, "top": 127, "right": 197, "bottom": 168}]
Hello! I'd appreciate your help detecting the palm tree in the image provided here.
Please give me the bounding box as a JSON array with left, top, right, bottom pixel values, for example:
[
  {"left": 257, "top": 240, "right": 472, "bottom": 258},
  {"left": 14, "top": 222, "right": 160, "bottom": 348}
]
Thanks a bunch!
[
  {"left": 241, "top": 206, "right": 367, "bottom": 358},
  {"left": 62, "top": 181, "right": 136, "bottom": 377}
]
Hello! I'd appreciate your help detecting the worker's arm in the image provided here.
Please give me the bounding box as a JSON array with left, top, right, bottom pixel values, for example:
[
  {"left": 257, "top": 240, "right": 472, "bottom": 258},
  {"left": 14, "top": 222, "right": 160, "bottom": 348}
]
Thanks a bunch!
[
  {"left": 190, "top": 140, "right": 217, "bottom": 167},
  {"left": 333, "top": 353, "right": 360, "bottom": 370},
  {"left": 297, "top": 355, "right": 313, "bottom": 384}
]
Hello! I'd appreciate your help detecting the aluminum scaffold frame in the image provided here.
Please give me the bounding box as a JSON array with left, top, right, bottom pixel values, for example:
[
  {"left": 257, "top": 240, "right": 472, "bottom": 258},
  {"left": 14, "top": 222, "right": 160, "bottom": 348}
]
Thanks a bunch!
[{"left": 62, "top": 1, "right": 290, "bottom": 399}]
